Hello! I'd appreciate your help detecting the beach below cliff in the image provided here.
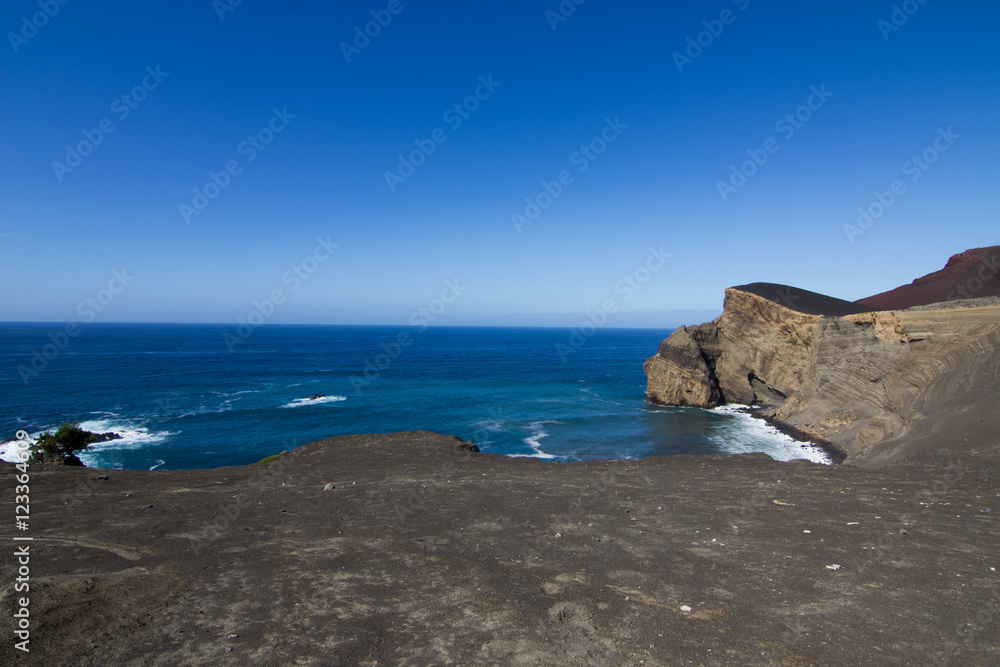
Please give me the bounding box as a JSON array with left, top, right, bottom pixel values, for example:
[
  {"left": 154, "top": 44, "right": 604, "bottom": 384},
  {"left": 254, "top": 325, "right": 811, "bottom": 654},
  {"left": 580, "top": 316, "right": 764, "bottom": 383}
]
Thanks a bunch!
[{"left": 2, "top": 431, "right": 998, "bottom": 666}]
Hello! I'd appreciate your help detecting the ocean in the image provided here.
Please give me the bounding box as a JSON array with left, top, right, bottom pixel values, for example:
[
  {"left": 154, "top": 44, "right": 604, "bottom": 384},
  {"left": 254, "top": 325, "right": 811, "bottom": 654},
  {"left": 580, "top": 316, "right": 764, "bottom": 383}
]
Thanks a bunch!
[{"left": 0, "top": 323, "right": 831, "bottom": 469}]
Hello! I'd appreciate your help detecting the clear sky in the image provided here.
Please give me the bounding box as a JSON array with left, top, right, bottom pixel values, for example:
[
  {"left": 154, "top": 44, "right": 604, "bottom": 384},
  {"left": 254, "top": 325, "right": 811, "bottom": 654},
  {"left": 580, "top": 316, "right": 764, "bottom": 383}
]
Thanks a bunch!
[{"left": 2, "top": 0, "right": 997, "bottom": 327}]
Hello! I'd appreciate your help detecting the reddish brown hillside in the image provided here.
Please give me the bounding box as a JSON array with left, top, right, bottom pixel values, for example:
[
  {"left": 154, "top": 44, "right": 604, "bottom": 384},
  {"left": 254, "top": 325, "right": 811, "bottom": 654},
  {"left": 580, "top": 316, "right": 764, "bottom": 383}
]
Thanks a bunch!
[{"left": 857, "top": 245, "right": 1000, "bottom": 310}]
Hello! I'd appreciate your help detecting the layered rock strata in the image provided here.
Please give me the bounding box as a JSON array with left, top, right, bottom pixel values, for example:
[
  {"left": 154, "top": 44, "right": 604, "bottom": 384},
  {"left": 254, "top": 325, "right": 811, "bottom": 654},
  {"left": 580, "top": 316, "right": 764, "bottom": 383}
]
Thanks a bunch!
[{"left": 645, "top": 286, "right": 1000, "bottom": 466}]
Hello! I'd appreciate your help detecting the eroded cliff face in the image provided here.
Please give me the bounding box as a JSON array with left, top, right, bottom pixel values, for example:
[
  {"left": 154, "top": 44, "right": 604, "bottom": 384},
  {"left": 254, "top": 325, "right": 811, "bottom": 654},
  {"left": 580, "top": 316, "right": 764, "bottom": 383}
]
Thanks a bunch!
[
  {"left": 644, "top": 289, "right": 1000, "bottom": 466},
  {"left": 644, "top": 289, "right": 825, "bottom": 408}
]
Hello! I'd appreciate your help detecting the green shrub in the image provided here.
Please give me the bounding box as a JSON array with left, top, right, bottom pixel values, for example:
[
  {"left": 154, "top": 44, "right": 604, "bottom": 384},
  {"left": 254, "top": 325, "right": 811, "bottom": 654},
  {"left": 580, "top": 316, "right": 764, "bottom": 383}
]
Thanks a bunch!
[
  {"left": 257, "top": 453, "right": 284, "bottom": 464},
  {"left": 30, "top": 422, "right": 95, "bottom": 463}
]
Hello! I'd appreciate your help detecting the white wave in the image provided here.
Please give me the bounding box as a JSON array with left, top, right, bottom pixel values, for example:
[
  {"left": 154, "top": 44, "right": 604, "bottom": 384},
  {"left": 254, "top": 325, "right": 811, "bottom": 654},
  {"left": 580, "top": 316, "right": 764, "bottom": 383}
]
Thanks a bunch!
[
  {"left": 280, "top": 395, "right": 347, "bottom": 409},
  {"left": 521, "top": 432, "right": 557, "bottom": 459},
  {"left": 0, "top": 418, "right": 174, "bottom": 467},
  {"left": 710, "top": 405, "right": 833, "bottom": 465},
  {"left": 75, "top": 419, "right": 175, "bottom": 467},
  {"left": 509, "top": 421, "right": 561, "bottom": 460},
  {"left": 0, "top": 440, "right": 31, "bottom": 464},
  {"left": 149, "top": 459, "right": 166, "bottom": 470}
]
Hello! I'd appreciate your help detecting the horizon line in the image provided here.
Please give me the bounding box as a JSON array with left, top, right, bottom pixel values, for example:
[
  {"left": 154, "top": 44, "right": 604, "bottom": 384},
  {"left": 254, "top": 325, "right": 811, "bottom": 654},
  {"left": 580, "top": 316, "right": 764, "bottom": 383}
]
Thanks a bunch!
[{"left": 0, "top": 320, "right": 688, "bottom": 331}]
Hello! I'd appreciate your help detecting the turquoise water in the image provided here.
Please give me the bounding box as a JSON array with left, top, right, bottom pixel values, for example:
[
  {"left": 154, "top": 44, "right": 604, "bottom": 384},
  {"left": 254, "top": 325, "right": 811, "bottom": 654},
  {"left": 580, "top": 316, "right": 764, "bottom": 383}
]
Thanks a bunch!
[{"left": 0, "top": 323, "right": 831, "bottom": 469}]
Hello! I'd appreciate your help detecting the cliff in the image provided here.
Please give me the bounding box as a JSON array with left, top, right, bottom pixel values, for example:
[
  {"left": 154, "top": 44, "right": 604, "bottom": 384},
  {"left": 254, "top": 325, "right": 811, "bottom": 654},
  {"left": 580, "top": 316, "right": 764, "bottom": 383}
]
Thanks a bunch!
[{"left": 645, "top": 274, "right": 1000, "bottom": 467}]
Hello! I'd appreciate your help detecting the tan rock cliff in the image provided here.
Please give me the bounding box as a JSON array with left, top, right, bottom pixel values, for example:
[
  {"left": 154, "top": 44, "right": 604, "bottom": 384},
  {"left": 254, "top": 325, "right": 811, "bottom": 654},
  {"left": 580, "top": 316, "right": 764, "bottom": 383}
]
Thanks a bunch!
[{"left": 645, "top": 288, "right": 1000, "bottom": 467}]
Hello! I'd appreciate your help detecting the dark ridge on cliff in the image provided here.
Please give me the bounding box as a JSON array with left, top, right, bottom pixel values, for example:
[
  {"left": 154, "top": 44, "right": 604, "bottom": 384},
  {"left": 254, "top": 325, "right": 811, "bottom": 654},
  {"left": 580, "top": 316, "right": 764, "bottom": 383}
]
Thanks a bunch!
[
  {"left": 732, "top": 282, "right": 876, "bottom": 317},
  {"left": 857, "top": 245, "right": 1000, "bottom": 310}
]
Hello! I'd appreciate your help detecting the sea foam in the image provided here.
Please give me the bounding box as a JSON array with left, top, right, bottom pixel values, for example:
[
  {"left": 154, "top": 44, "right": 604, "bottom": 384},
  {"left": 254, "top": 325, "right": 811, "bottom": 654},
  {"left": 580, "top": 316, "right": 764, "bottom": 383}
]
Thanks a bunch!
[
  {"left": 0, "top": 417, "right": 174, "bottom": 468},
  {"left": 710, "top": 405, "right": 833, "bottom": 464},
  {"left": 508, "top": 420, "right": 560, "bottom": 460},
  {"left": 280, "top": 396, "right": 347, "bottom": 409}
]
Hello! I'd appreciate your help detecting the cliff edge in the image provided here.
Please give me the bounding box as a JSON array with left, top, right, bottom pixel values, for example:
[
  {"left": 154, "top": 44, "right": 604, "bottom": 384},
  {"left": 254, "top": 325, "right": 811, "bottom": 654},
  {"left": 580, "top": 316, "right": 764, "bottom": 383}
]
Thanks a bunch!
[{"left": 644, "top": 251, "right": 1000, "bottom": 467}]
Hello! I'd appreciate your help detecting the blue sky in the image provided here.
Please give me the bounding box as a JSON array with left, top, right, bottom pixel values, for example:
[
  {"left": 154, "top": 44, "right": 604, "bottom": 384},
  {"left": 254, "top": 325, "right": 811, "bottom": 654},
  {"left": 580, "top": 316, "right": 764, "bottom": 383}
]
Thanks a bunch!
[{"left": 2, "top": 0, "right": 997, "bottom": 327}]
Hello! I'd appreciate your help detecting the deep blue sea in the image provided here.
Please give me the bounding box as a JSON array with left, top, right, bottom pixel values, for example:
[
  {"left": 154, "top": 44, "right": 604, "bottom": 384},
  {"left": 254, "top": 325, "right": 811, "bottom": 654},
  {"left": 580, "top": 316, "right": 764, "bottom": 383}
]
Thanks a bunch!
[{"left": 0, "top": 323, "right": 831, "bottom": 469}]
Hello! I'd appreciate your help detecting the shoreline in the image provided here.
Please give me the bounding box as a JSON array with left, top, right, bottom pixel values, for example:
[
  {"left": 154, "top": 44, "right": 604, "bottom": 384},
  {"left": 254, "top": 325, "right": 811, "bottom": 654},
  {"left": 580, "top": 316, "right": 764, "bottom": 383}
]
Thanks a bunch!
[
  {"left": 4, "top": 397, "right": 837, "bottom": 471},
  {"left": 3, "top": 406, "right": 842, "bottom": 471},
  {"left": 744, "top": 404, "right": 849, "bottom": 464}
]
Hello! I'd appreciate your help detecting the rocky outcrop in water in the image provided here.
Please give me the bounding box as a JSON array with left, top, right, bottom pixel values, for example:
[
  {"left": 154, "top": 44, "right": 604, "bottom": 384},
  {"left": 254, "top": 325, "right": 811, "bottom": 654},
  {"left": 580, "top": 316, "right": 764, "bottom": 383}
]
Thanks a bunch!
[{"left": 645, "top": 257, "right": 1000, "bottom": 466}]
